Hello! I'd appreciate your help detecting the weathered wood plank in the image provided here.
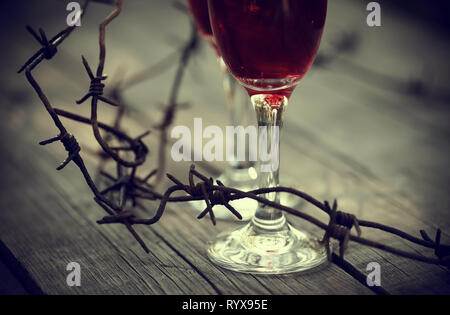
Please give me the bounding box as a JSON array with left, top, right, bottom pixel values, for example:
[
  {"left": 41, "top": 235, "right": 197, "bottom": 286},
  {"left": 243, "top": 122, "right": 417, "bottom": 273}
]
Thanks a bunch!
[
  {"left": 150, "top": 199, "right": 373, "bottom": 295},
  {"left": 157, "top": 66, "right": 450, "bottom": 294},
  {"left": 0, "top": 126, "right": 221, "bottom": 294},
  {"left": 2, "top": 0, "right": 449, "bottom": 295},
  {"left": 0, "top": 115, "right": 372, "bottom": 294}
]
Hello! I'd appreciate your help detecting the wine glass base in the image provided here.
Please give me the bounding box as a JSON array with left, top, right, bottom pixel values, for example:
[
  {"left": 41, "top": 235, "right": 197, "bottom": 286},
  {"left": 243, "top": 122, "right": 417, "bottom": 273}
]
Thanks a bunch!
[{"left": 207, "top": 221, "right": 329, "bottom": 275}]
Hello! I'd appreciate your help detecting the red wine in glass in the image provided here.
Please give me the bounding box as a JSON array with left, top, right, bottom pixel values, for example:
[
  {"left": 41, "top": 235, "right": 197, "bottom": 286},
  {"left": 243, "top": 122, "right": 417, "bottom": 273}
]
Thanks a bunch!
[
  {"left": 207, "top": 0, "right": 329, "bottom": 274},
  {"left": 187, "top": 0, "right": 219, "bottom": 54},
  {"left": 209, "top": 0, "right": 327, "bottom": 97}
]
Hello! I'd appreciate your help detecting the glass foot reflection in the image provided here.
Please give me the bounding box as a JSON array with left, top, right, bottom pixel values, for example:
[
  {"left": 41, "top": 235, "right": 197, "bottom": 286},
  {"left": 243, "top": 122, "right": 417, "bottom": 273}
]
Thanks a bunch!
[{"left": 207, "top": 219, "right": 328, "bottom": 274}]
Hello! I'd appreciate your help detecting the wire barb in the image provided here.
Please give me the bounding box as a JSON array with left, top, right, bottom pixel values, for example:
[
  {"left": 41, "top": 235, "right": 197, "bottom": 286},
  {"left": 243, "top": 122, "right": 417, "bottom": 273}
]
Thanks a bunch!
[
  {"left": 321, "top": 200, "right": 349, "bottom": 260},
  {"left": 76, "top": 56, "right": 119, "bottom": 107},
  {"left": 17, "top": 26, "right": 58, "bottom": 73},
  {"left": 40, "top": 133, "right": 81, "bottom": 170}
]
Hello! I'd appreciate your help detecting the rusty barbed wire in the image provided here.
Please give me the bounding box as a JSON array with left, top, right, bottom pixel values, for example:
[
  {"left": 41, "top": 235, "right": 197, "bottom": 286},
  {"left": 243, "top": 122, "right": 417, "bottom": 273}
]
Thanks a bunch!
[
  {"left": 18, "top": 0, "right": 450, "bottom": 270},
  {"left": 18, "top": 0, "right": 90, "bottom": 74}
]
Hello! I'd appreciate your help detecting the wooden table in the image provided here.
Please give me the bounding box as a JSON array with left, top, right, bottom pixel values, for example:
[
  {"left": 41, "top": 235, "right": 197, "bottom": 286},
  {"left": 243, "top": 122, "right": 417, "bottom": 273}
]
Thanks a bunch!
[{"left": 0, "top": 0, "right": 449, "bottom": 295}]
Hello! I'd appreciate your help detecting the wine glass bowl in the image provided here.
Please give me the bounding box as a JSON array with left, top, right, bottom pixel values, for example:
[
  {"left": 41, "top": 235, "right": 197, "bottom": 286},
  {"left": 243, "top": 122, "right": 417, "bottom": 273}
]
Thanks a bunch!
[
  {"left": 187, "top": 0, "right": 214, "bottom": 40},
  {"left": 187, "top": 0, "right": 220, "bottom": 54},
  {"left": 209, "top": 0, "right": 327, "bottom": 97}
]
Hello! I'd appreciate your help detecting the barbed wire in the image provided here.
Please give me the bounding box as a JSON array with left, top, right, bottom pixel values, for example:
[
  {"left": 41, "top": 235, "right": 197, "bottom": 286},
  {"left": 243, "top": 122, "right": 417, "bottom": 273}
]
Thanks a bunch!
[{"left": 18, "top": 0, "right": 449, "bottom": 269}]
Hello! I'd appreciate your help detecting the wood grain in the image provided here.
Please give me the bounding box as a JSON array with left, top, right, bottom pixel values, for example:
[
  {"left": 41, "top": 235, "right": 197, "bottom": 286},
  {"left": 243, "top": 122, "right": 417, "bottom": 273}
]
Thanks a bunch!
[
  {"left": 0, "top": 0, "right": 449, "bottom": 295},
  {"left": 0, "top": 119, "right": 372, "bottom": 294}
]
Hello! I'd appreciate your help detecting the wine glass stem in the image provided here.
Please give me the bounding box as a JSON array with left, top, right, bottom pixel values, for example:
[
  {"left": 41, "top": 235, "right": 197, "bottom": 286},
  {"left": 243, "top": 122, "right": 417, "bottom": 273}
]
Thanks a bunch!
[{"left": 251, "top": 95, "right": 287, "bottom": 230}]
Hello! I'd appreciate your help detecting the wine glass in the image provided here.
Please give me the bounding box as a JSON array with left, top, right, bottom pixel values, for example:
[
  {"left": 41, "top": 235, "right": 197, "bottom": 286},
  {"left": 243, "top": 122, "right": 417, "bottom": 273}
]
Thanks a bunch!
[
  {"left": 187, "top": 0, "right": 258, "bottom": 221},
  {"left": 207, "top": 0, "right": 329, "bottom": 274}
]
